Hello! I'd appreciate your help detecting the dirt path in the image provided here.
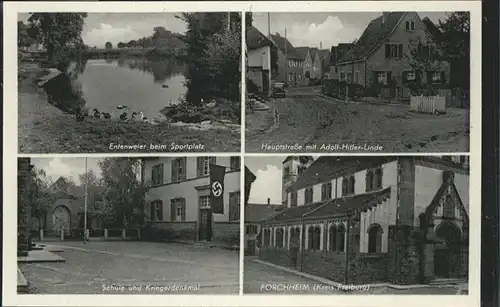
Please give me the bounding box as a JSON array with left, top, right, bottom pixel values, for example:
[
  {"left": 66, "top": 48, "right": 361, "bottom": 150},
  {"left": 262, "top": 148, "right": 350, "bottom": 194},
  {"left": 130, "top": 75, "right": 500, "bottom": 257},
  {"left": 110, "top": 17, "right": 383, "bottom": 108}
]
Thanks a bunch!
[
  {"left": 17, "top": 63, "right": 240, "bottom": 153},
  {"left": 245, "top": 89, "right": 469, "bottom": 153}
]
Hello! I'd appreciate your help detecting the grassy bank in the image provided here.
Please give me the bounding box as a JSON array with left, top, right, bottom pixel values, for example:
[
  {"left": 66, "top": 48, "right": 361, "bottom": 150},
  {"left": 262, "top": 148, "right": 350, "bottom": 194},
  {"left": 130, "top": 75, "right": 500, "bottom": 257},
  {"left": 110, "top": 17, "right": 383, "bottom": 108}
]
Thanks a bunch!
[{"left": 18, "top": 63, "right": 240, "bottom": 153}]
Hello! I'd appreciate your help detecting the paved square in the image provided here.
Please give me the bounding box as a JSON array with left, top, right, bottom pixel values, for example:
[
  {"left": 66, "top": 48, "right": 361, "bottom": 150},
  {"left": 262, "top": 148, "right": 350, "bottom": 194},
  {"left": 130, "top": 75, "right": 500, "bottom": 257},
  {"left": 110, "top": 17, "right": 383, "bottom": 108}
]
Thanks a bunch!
[{"left": 19, "top": 241, "right": 239, "bottom": 294}]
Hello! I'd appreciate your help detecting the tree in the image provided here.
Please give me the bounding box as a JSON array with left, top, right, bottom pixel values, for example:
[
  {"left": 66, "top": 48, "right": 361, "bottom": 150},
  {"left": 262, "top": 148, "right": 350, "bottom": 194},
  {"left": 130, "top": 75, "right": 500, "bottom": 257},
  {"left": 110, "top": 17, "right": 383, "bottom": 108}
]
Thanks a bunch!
[
  {"left": 117, "top": 42, "right": 125, "bottom": 49},
  {"left": 98, "top": 158, "right": 150, "bottom": 228},
  {"left": 127, "top": 40, "right": 137, "bottom": 48},
  {"left": 105, "top": 41, "right": 113, "bottom": 49},
  {"left": 406, "top": 12, "right": 470, "bottom": 90},
  {"left": 28, "top": 168, "right": 56, "bottom": 229},
  {"left": 27, "top": 13, "right": 88, "bottom": 67},
  {"left": 18, "top": 21, "right": 37, "bottom": 49}
]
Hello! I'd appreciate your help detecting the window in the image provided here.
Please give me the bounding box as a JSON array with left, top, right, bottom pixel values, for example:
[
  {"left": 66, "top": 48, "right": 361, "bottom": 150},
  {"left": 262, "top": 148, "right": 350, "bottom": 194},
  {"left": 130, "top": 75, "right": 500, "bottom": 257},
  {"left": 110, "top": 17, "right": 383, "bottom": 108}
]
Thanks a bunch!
[
  {"left": 290, "top": 191, "right": 298, "bottom": 207},
  {"left": 199, "top": 195, "right": 211, "bottom": 209},
  {"left": 384, "top": 43, "right": 403, "bottom": 59},
  {"left": 335, "top": 67, "right": 339, "bottom": 73},
  {"left": 172, "top": 158, "right": 186, "bottom": 182},
  {"left": 368, "top": 224, "right": 383, "bottom": 253},
  {"left": 337, "top": 224, "right": 346, "bottom": 252},
  {"left": 321, "top": 182, "right": 332, "bottom": 200},
  {"left": 377, "top": 72, "right": 388, "bottom": 85},
  {"left": 346, "top": 72, "right": 352, "bottom": 83},
  {"left": 150, "top": 200, "right": 163, "bottom": 221},
  {"left": 246, "top": 225, "right": 258, "bottom": 235},
  {"left": 284, "top": 166, "right": 291, "bottom": 176},
  {"left": 342, "top": 175, "right": 355, "bottom": 196},
  {"left": 290, "top": 227, "right": 301, "bottom": 248},
  {"left": 366, "top": 171, "right": 374, "bottom": 191},
  {"left": 339, "top": 71, "right": 346, "bottom": 81},
  {"left": 328, "top": 226, "right": 337, "bottom": 251},
  {"left": 405, "top": 71, "right": 416, "bottom": 81},
  {"left": 170, "top": 198, "right": 185, "bottom": 222},
  {"left": 230, "top": 157, "right": 240, "bottom": 171},
  {"left": 405, "top": 20, "right": 415, "bottom": 31},
  {"left": 366, "top": 167, "right": 383, "bottom": 191},
  {"left": 197, "top": 157, "right": 216, "bottom": 177},
  {"left": 307, "top": 226, "right": 321, "bottom": 250},
  {"left": 229, "top": 191, "right": 240, "bottom": 221},
  {"left": 443, "top": 195, "right": 455, "bottom": 218},
  {"left": 304, "top": 187, "right": 313, "bottom": 204},
  {"left": 355, "top": 71, "right": 360, "bottom": 84},
  {"left": 276, "top": 228, "right": 284, "bottom": 247},
  {"left": 432, "top": 71, "right": 442, "bottom": 82},
  {"left": 288, "top": 73, "right": 293, "bottom": 82},
  {"left": 151, "top": 164, "right": 164, "bottom": 186}
]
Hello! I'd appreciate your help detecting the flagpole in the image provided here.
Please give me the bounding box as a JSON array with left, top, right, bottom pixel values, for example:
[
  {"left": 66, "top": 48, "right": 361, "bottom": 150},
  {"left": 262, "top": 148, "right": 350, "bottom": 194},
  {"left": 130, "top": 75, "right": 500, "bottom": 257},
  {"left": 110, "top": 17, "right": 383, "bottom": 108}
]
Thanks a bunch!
[{"left": 83, "top": 157, "right": 88, "bottom": 243}]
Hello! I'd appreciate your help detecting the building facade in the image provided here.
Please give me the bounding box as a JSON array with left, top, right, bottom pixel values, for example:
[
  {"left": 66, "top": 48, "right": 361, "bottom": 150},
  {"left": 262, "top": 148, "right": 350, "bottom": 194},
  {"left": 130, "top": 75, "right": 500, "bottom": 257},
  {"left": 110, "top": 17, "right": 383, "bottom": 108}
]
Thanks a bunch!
[
  {"left": 335, "top": 12, "right": 450, "bottom": 100},
  {"left": 244, "top": 200, "right": 284, "bottom": 256},
  {"left": 143, "top": 156, "right": 241, "bottom": 242},
  {"left": 269, "top": 33, "right": 304, "bottom": 87},
  {"left": 261, "top": 156, "right": 469, "bottom": 285},
  {"left": 281, "top": 156, "right": 314, "bottom": 204},
  {"left": 246, "top": 26, "right": 274, "bottom": 96}
]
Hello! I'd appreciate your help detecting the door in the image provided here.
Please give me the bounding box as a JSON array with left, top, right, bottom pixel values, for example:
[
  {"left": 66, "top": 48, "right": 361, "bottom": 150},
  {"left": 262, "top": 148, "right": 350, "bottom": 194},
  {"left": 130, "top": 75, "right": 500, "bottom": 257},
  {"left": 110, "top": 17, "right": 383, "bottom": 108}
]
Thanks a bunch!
[
  {"left": 247, "top": 239, "right": 256, "bottom": 255},
  {"left": 53, "top": 205, "right": 70, "bottom": 235},
  {"left": 434, "top": 248, "right": 451, "bottom": 278},
  {"left": 262, "top": 70, "right": 270, "bottom": 95},
  {"left": 199, "top": 209, "right": 213, "bottom": 241}
]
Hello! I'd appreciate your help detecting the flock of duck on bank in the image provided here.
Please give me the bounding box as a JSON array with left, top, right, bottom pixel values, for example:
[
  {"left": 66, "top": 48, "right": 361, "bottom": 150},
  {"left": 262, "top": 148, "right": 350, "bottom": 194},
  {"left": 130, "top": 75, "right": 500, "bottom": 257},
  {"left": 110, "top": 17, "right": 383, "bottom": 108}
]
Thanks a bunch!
[{"left": 75, "top": 104, "right": 151, "bottom": 123}]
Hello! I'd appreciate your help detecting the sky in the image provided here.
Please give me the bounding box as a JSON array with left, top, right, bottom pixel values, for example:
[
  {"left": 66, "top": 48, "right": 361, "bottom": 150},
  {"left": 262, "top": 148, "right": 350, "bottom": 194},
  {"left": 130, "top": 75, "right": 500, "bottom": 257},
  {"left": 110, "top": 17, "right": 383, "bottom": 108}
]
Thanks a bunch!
[
  {"left": 31, "top": 157, "right": 103, "bottom": 185},
  {"left": 245, "top": 156, "right": 320, "bottom": 205},
  {"left": 252, "top": 12, "right": 449, "bottom": 50},
  {"left": 18, "top": 13, "right": 187, "bottom": 48}
]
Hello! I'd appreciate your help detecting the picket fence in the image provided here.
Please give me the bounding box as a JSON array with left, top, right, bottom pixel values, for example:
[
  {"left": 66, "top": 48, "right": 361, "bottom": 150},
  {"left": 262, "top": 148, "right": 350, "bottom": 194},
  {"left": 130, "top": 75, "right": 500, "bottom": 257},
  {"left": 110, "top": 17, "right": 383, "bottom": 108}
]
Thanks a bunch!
[{"left": 410, "top": 95, "right": 446, "bottom": 114}]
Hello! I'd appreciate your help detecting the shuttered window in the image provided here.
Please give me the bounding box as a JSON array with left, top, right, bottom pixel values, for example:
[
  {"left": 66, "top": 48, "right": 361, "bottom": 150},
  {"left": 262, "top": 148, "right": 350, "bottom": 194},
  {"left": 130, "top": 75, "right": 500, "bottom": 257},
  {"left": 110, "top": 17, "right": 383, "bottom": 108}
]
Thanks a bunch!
[
  {"left": 170, "top": 198, "right": 186, "bottom": 222},
  {"left": 172, "top": 158, "right": 187, "bottom": 182}
]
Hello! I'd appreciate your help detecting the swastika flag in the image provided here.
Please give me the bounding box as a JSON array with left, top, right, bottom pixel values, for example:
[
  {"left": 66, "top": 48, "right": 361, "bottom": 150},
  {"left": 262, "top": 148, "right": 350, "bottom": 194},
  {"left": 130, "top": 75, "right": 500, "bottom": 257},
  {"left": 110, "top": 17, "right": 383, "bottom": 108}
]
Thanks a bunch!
[{"left": 210, "top": 164, "right": 226, "bottom": 214}]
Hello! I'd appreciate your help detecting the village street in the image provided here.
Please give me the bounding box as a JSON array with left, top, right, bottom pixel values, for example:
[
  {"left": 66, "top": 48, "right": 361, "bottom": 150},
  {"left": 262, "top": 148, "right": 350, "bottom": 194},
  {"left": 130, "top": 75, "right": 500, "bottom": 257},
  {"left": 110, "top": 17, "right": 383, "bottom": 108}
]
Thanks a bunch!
[
  {"left": 245, "top": 87, "right": 469, "bottom": 153},
  {"left": 19, "top": 241, "right": 239, "bottom": 294},
  {"left": 243, "top": 258, "right": 466, "bottom": 295}
]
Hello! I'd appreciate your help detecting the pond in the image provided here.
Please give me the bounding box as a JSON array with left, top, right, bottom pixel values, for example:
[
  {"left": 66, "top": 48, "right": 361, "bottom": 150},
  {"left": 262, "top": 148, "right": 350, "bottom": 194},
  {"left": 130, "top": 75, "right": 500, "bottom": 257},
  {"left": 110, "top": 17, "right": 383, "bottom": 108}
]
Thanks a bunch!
[{"left": 73, "top": 58, "right": 187, "bottom": 120}]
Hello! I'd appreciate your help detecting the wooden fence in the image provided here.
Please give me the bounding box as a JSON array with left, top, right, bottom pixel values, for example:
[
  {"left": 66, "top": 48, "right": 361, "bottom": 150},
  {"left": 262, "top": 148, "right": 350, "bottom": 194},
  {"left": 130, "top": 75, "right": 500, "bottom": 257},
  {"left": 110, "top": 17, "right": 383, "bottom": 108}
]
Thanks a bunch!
[{"left": 410, "top": 95, "right": 446, "bottom": 114}]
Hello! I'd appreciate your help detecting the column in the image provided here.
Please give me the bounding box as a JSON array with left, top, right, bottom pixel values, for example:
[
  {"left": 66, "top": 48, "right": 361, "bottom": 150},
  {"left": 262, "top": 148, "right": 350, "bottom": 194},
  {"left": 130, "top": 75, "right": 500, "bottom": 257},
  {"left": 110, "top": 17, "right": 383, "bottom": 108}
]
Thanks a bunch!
[{"left": 18, "top": 158, "right": 33, "bottom": 257}]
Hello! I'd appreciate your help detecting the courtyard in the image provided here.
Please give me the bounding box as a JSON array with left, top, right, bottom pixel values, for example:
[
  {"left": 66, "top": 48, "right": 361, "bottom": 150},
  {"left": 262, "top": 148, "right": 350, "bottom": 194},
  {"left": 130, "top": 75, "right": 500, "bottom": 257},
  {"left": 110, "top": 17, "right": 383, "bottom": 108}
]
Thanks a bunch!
[{"left": 19, "top": 241, "right": 239, "bottom": 294}]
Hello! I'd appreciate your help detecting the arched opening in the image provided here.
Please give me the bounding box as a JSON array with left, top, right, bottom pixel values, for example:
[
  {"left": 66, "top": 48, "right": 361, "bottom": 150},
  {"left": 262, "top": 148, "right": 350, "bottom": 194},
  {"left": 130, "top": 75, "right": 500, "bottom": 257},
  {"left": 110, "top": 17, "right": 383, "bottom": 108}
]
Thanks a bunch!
[
  {"left": 276, "top": 228, "right": 284, "bottom": 248},
  {"left": 337, "top": 224, "right": 346, "bottom": 252},
  {"left": 434, "top": 221, "right": 462, "bottom": 278},
  {"left": 329, "top": 225, "right": 337, "bottom": 251},
  {"left": 263, "top": 228, "right": 271, "bottom": 247},
  {"left": 367, "top": 224, "right": 383, "bottom": 253},
  {"left": 52, "top": 205, "right": 71, "bottom": 235}
]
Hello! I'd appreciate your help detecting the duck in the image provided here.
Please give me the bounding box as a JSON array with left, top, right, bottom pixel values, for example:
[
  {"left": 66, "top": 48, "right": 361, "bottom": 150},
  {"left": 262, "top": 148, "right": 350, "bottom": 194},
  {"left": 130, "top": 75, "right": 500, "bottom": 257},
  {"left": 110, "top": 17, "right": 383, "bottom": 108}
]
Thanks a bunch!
[
  {"left": 131, "top": 112, "right": 138, "bottom": 121},
  {"left": 102, "top": 112, "right": 111, "bottom": 119},
  {"left": 138, "top": 111, "right": 144, "bottom": 120},
  {"left": 92, "top": 108, "right": 101, "bottom": 118},
  {"left": 117, "top": 105, "right": 128, "bottom": 110},
  {"left": 162, "top": 84, "right": 169, "bottom": 88},
  {"left": 120, "top": 112, "right": 128, "bottom": 120}
]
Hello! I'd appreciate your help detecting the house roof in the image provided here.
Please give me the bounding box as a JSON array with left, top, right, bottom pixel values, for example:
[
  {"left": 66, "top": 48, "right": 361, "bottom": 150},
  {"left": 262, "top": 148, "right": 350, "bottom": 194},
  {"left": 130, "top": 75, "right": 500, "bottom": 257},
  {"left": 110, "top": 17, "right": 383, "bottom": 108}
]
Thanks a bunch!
[
  {"left": 338, "top": 12, "right": 406, "bottom": 63},
  {"left": 337, "top": 12, "right": 442, "bottom": 64},
  {"left": 264, "top": 187, "right": 391, "bottom": 224},
  {"left": 294, "top": 47, "right": 310, "bottom": 60},
  {"left": 422, "top": 16, "right": 443, "bottom": 42},
  {"left": 246, "top": 26, "right": 274, "bottom": 50},
  {"left": 245, "top": 203, "right": 284, "bottom": 222},
  {"left": 269, "top": 33, "right": 302, "bottom": 60},
  {"left": 286, "top": 156, "right": 397, "bottom": 192},
  {"left": 309, "top": 47, "right": 319, "bottom": 60},
  {"left": 282, "top": 156, "right": 314, "bottom": 164},
  {"left": 306, "top": 187, "right": 392, "bottom": 218}
]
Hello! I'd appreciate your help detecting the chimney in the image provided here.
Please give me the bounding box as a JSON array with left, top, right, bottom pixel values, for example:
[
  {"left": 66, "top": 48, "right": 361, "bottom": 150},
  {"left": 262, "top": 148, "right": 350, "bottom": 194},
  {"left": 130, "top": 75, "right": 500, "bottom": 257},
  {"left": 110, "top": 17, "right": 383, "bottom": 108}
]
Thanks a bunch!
[
  {"left": 382, "top": 12, "right": 390, "bottom": 25},
  {"left": 320, "top": 41, "right": 323, "bottom": 50},
  {"left": 267, "top": 198, "right": 270, "bottom": 205},
  {"left": 275, "top": 32, "right": 280, "bottom": 37}
]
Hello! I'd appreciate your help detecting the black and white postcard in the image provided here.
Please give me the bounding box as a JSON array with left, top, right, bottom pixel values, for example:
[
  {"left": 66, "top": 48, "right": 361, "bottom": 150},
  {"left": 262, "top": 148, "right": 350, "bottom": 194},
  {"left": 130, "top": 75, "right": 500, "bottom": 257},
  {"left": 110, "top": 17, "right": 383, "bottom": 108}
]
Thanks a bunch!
[
  {"left": 244, "top": 155, "right": 470, "bottom": 294},
  {"left": 16, "top": 156, "right": 241, "bottom": 294},
  {"left": 245, "top": 12, "right": 471, "bottom": 153},
  {"left": 17, "top": 12, "right": 242, "bottom": 153}
]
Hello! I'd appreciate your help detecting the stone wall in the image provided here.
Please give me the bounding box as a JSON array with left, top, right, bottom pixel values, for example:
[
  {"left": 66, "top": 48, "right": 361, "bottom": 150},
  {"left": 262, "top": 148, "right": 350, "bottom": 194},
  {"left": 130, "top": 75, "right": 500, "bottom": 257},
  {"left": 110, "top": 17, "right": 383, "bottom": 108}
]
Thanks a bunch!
[{"left": 346, "top": 253, "right": 389, "bottom": 284}]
